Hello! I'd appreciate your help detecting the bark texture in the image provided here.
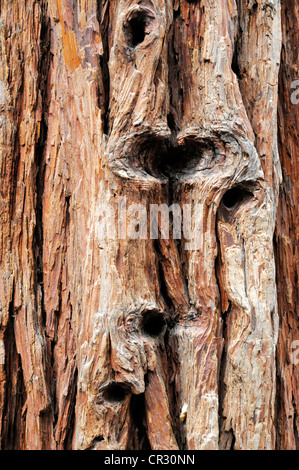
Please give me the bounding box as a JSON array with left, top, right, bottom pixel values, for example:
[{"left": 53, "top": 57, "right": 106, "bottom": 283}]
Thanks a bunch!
[
  {"left": 0, "top": 0, "right": 298, "bottom": 450},
  {"left": 276, "top": 0, "right": 299, "bottom": 451}
]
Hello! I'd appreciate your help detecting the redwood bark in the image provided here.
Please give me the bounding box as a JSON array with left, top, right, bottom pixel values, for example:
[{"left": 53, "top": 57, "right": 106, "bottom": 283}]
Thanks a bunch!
[
  {"left": 0, "top": 0, "right": 298, "bottom": 450},
  {"left": 276, "top": 0, "right": 299, "bottom": 450}
]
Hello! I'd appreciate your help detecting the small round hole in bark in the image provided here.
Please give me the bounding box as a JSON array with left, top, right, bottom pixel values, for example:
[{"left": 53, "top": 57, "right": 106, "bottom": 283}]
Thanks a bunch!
[
  {"left": 103, "top": 383, "right": 128, "bottom": 403},
  {"left": 222, "top": 187, "right": 252, "bottom": 209},
  {"left": 124, "top": 8, "right": 156, "bottom": 48},
  {"left": 129, "top": 16, "right": 146, "bottom": 47},
  {"left": 141, "top": 310, "right": 166, "bottom": 337}
]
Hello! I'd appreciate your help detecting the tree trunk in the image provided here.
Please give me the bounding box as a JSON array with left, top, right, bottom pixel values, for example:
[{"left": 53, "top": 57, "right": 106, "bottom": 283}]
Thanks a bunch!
[{"left": 0, "top": 0, "right": 297, "bottom": 450}]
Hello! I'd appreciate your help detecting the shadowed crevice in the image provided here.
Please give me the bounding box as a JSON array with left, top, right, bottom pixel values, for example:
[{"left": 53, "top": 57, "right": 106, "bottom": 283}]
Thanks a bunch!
[
  {"left": 215, "top": 214, "right": 231, "bottom": 449},
  {"left": 97, "top": 0, "right": 110, "bottom": 135},
  {"left": 130, "top": 392, "right": 151, "bottom": 450},
  {"left": 1, "top": 289, "right": 26, "bottom": 450}
]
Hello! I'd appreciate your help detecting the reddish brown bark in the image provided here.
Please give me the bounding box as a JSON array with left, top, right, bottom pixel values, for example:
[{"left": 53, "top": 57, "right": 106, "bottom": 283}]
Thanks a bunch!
[
  {"left": 276, "top": 0, "right": 299, "bottom": 450},
  {"left": 0, "top": 0, "right": 298, "bottom": 450}
]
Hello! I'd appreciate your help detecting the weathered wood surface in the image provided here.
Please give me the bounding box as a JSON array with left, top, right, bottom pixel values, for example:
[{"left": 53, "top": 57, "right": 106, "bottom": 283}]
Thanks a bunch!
[
  {"left": 276, "top": 0, "right": 299, "bottom": 451},
  {"left": 0, "top": 0, "right": 298, "bottom": 450}
]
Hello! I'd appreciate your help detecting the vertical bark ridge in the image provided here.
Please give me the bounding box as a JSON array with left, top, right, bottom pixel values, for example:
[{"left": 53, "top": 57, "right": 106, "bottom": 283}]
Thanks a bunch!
[
  {"left": 0, "top": 0, "right": 55, "bottom": 449},
  {"left": 276, "top": 0, "right": 299, "bottom": 450}
]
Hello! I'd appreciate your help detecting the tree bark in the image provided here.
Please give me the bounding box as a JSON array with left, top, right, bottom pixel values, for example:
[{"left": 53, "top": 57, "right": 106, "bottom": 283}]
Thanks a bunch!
[{"left": 0, "top": 0, "right": 298, "bottom": 450}]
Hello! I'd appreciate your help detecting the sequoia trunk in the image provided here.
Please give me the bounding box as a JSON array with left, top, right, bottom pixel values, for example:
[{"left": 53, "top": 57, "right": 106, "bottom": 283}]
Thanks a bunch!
[{"left": 0, "top": 0, "right": 298, "bottom": 450}]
